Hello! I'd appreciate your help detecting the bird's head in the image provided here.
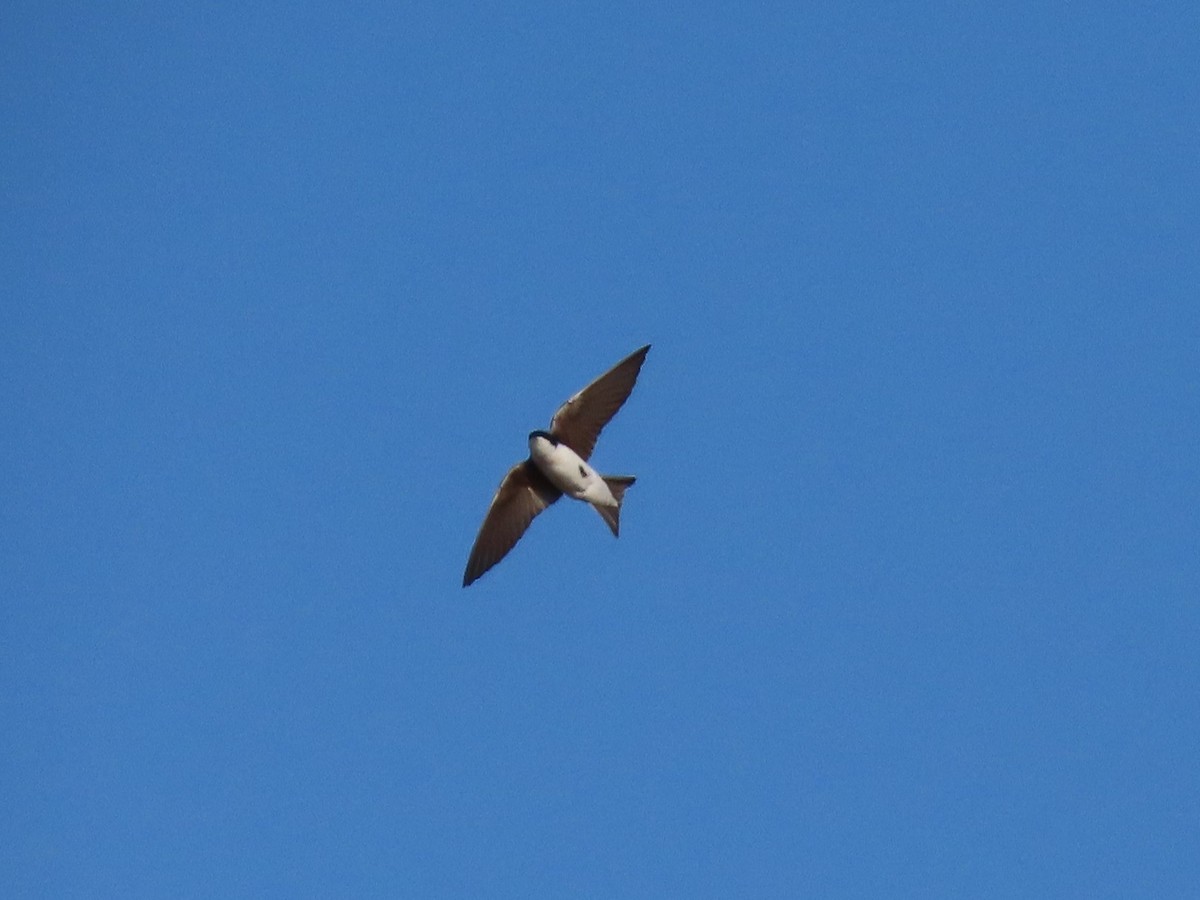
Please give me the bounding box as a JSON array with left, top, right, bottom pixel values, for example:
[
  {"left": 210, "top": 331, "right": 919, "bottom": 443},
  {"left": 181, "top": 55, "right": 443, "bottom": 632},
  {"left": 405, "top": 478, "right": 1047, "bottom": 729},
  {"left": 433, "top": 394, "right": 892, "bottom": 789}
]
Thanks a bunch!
[{"left": 528, "top": 429, "right": 558, "bottom": 449}]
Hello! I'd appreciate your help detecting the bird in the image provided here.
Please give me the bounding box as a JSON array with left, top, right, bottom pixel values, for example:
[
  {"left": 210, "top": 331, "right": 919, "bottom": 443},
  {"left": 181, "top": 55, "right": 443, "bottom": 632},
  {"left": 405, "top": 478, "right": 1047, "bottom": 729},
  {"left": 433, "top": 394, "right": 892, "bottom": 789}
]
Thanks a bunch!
[{"left": 463, "top": 344, "right": 651, "bottom": 587}]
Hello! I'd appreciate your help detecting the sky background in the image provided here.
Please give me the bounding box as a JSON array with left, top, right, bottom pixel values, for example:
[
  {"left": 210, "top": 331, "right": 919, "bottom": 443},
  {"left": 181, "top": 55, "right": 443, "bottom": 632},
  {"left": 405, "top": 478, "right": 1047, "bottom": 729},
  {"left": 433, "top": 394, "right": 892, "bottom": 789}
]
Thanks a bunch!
[{"left": 3, "top": 2, "right": 1199, "bottom": 897}]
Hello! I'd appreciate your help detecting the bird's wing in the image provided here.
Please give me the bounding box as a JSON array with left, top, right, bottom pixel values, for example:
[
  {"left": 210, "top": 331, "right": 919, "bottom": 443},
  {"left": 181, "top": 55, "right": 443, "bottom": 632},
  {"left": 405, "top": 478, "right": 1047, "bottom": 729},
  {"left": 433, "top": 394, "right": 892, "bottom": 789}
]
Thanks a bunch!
[
  {"left": 548, "top": 344, "right": 650, "bottom": 460},
  {"left": 463, "top": 460, "right": 562, "bottom": 587}
]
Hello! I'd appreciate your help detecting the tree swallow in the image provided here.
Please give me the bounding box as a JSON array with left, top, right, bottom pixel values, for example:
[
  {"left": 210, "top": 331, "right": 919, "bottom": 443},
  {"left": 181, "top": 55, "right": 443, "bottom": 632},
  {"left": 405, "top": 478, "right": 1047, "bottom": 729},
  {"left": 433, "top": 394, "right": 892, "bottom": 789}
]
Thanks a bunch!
[{"left": 463, "top": 344, "right": 651, "bottom": 587}]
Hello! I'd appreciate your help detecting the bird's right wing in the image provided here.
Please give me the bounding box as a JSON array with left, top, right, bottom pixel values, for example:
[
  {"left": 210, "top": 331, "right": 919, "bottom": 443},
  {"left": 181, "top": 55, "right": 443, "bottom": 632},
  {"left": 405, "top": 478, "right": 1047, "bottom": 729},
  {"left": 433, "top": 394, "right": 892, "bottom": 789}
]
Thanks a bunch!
[{"left": 463, "top": 460, "right": 562, "bottom": 586}]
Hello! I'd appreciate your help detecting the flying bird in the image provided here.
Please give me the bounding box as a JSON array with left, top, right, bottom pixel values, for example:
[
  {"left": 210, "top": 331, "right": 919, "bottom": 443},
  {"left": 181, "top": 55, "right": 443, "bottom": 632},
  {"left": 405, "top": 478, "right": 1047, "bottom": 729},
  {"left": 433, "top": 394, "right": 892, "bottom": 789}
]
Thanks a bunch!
[{"left": 463, "top": 344, "right": 651, "bottom": 587}]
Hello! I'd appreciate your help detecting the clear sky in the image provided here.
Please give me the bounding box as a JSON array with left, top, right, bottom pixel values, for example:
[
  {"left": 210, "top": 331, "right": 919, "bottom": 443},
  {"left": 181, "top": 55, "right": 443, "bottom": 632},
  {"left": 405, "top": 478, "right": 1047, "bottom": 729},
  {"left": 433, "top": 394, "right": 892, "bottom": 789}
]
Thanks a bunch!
[{"left": 4, "top": 2, "right": 1198, "bottom": 897}]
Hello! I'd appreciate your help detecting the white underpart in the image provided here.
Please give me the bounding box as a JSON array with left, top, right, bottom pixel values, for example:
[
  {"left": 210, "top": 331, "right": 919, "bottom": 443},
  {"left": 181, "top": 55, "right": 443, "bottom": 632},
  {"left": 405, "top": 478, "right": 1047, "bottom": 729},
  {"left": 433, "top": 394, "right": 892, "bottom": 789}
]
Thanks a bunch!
[{"left": 529, "top": 435, "right": 617, "bottom": 506}]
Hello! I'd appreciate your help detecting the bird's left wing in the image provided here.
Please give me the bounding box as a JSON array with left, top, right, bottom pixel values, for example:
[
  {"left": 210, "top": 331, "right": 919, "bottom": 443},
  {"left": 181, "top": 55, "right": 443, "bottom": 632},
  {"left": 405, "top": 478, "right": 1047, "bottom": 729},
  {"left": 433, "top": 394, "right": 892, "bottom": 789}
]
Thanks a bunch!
[
  {"left": 548, "top": 344, "right": 650, "bottom": 460},
  {"left": 463, "top": 460, "right": 562, "bottom": 587}
]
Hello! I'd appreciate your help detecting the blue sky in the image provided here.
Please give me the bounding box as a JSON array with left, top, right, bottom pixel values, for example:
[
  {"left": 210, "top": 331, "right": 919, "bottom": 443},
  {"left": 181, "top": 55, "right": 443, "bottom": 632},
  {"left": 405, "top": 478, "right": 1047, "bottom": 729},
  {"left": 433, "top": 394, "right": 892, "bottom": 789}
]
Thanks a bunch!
[{"left": 3, "top": 2, "right": 1198, "bottom": 896}]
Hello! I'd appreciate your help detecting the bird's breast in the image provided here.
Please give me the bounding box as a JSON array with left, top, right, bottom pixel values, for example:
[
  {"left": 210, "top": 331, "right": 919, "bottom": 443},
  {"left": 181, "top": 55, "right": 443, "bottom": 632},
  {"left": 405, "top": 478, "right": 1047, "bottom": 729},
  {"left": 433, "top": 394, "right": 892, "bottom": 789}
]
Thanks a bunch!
[{"left": 529, "top": 437, "right": 603, "bottom": 500}]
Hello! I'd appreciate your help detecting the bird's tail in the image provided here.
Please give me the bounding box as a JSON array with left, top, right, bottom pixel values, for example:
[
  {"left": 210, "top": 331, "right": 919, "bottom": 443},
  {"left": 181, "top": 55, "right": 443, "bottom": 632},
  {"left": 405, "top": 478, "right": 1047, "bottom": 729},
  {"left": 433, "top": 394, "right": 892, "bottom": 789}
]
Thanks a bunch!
[{"left": 593, "top": 475, "right": 636, "bottom": 536}]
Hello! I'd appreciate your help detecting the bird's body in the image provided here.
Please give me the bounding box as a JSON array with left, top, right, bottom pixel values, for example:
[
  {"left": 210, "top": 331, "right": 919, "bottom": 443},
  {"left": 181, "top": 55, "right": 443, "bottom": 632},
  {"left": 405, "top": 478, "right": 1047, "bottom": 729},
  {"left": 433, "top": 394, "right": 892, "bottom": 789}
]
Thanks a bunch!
[
  {"left": 528, "top": 431, "right": 615, "bottom": 506},
  {"left": 463, "top": 345, "right": 650, "bottom": 587}
]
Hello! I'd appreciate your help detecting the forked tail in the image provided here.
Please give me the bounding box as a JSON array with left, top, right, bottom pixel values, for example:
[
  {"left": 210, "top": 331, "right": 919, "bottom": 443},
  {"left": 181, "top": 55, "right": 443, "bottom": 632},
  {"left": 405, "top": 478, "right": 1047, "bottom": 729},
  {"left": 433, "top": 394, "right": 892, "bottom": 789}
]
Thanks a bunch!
[{"left": 593, "top": 475, "right": 635, "bottom": 536}]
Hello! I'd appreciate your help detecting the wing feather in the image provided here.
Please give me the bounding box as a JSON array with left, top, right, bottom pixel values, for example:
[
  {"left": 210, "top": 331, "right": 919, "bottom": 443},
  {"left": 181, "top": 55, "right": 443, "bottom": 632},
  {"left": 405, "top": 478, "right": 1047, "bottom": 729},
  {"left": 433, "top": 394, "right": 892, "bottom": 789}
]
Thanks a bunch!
[
  {"left": 548, "top": 344, "right": 650, "bottom": 460},
  {"left": 462, "top": 461, "right": 561, "bottom": 586}
]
